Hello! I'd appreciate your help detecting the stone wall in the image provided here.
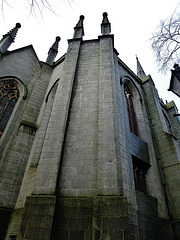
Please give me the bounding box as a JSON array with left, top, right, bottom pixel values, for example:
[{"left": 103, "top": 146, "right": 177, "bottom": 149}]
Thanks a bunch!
[
  {"left": 53, "top": 196, "right": 139, "bottom": 240},
  {"left": 143, "top": 77, "right": 180, "bottom": 238},
  {"left": 17, "top": 196, "right": 56, "bottom": 240},
  {"left": 0, "top": 48, "right": 53, "bottom": 238},
  {"left": 136, "top": 192, "right": 174, "bottom": 240},
  {"left": 58, "top": 40, "right": 100, "bottom": 197},
  {"left": 1, "top": 18, "right": 180, "bottom": 239}
]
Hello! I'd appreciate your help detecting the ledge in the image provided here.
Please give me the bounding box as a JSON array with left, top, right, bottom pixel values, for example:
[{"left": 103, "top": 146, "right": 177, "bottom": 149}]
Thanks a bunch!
[{"left": 20, "top": 120, "right": 38, "bottom": 130}]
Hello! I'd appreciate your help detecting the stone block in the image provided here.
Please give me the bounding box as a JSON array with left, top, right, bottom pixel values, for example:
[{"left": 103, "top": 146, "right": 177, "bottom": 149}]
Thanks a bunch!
[
  {"left": 18, "top": 195, "right": 56, "bottom": 240},
  {"left": 52, "top": 196, "right": 139, "bottom": 239}
]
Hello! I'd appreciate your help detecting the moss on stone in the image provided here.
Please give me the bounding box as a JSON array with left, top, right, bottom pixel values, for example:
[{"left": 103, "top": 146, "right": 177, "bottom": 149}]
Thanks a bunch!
[{"left": 166, "top": 100, "right": 175, "bottom": 109}]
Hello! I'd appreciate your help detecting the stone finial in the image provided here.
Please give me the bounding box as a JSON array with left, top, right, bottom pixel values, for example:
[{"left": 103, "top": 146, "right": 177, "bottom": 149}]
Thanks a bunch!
[
  {"left": 0, "top": 23, "right": 21, "bottom": 55},
  {"left": 101, "top": 12, "right": 111, "bottom": 35},
  {"left": 46, "top": 36, "right": 61, "bottom": 65},
  {"left": 173, "top": 63, "right": 180, "bottom": 69},
  {"left": 136, "top": 56, "right": 146, "bottom": 80},
  {"left": 73, "top": 15, "right": 85, "bottom": 39}
]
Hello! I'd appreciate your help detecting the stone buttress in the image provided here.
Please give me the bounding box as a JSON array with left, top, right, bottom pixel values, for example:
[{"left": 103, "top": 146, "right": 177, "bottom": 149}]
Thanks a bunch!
[{"left": 0, "top": 13, "right": 179, "bottom": 240}]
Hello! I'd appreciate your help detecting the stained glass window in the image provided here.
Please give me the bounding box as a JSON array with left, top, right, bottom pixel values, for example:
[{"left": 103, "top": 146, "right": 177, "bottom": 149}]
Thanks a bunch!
[
  {"left": 124, "top": 85, "right": 139, "bottom": 136},
  {"left": 0, "top": 82, "right": 19, "bottom": 139}
]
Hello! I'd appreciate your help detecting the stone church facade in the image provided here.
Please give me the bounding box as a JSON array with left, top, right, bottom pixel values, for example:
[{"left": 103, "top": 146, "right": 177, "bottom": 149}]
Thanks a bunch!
[{"left": 0, "top": 13, "right": 180, "bottom": 240}]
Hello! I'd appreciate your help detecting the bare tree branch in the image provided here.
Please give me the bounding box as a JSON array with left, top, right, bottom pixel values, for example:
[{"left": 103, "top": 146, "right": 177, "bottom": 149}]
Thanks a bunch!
[
  {"left": 1, "top": 0, "right": 73, "bottom": 18},
  {"left": 1, "top": 0, "right": 13, "bottom": 20},
  {"left": 151, "top": 6, "right": 180, "bottom": 73}
]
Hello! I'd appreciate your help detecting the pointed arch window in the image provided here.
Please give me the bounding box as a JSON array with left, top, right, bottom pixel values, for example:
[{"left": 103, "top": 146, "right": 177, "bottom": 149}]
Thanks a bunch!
[
  {"left": 0, "top": 82, "right": 19, "bottom": 139},
  {"left": 124, "top": 85, "right": 139, "bottom": 136}
]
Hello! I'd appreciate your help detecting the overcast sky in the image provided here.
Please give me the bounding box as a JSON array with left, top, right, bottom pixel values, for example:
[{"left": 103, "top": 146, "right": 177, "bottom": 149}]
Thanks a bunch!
[{"left": 1, "top": 0, "right": 180, "bottom": 109}]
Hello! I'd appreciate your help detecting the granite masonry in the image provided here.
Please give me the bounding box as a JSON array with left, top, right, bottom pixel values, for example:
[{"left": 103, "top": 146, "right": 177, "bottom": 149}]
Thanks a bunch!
[{"left": 0, "top": 13, "right": 180, "bottom": 240}]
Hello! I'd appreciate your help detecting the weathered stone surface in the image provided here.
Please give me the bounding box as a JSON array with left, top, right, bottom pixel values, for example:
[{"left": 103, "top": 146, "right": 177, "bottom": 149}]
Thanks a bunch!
[
  {"left": 53, "top": 196, "right": 139, "bottom": 240},
  {"left": 18, "top": 195, "right": 56, "bottom": 240},
  {"left": 0, "top": 15, "right": 179, "bottom": 240}
]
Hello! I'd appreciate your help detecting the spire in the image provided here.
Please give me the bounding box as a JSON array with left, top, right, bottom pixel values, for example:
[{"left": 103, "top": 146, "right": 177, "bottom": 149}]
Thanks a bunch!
[
  {"left": 46, "top": 36, "right": 61, "bottom": 65},
  {"left": 73, "top": 15, "right": 85, "bottom": 39},
  {"left": 101, "top": 12, "right": 111, "bottom": 35},
  {"left": 0, "top": 23, "right": 21, "bottom": 55},
  {"left": 136, "top": 56, "right": 146, "bottom": 79}
]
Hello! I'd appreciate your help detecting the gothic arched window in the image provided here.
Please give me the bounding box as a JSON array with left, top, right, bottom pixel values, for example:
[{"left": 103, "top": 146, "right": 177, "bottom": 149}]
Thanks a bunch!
[
  {"left": 124, "top": 85, "right": 139, "bottom": 136},
  {"left": 0, "top": 82, "right": 19, "bottom": 139}
]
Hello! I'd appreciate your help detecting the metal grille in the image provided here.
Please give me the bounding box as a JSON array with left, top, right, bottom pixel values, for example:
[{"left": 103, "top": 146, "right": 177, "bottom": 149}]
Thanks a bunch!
[
  {"left": 0, "top": 82, "right": 19, "bottom": 139},
  {"left": 133, "top": 160, "right": 148, "bottom": 194}
]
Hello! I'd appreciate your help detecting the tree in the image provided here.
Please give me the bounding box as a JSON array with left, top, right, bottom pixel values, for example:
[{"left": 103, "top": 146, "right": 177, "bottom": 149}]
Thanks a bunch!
[
  {"left": 151, "top": 7, "right": 180, "bottom": 73},
  {"left": 1, "top": 0, "right": 73, "bottom": 18}
]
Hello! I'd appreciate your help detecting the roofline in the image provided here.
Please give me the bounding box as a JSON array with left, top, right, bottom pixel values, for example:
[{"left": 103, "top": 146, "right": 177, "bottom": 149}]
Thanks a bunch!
[
  {"left": 117, "top": 56, "right": 142, "bottom": 84},
  {"left": 54, "top": 53, "right": 66, "bottom": 67},
  {"left": 1, "top": 45, "right": 40, "bottom": 66}
]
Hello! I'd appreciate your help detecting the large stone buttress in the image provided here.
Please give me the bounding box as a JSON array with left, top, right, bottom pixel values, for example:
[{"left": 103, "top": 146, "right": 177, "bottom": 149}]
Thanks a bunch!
[{"left": 1, "top": 13, "right": 180, "bottom": 240}]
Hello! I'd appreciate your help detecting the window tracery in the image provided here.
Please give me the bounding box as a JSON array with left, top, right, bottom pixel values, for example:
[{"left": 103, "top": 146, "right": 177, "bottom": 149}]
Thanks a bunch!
[{"left": 0, "top": 82, "right": 19, "bottom": 139}]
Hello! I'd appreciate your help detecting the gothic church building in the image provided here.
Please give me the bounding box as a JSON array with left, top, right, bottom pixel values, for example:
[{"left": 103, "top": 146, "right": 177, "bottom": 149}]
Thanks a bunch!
[{"left": 0, "top": 13, "right": 180, "bottom": 240}]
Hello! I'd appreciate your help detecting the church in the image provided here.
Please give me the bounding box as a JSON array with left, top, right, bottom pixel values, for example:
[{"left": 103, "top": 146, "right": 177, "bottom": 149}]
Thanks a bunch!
[{"left": 0, "top": 13, "right": 180, "bottom": 240}]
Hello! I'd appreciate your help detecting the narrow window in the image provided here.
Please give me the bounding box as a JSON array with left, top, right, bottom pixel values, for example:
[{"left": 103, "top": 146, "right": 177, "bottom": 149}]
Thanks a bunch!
[
  {"left": 0, "top": 82, "right": 19, "bottom": 139},
  {"left": 132, "top": 156, "right": 149, "bottom": 194},
  {"left": 124, "top": 85, "right": 139, "bottom": 136},
  {"left": 163, "top": 111, "right": 172, "bottom": 134},
  {"left": 9, "top": 235, "right": 17, "bottom": 240}
]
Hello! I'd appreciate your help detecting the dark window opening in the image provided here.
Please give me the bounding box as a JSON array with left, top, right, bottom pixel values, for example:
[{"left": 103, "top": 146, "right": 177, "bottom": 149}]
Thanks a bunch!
[
  {"left": 124, "top": 85, "right": 139, "bottom": 136},
  {"left": 0, "top": 82, "right": 19, "bottom": 139},
  {"left": 9, "top": 235, "right": 17, "bottom": 240},
  {"left": 132, "top": 156, "right": 149, "bottom": 194}
]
